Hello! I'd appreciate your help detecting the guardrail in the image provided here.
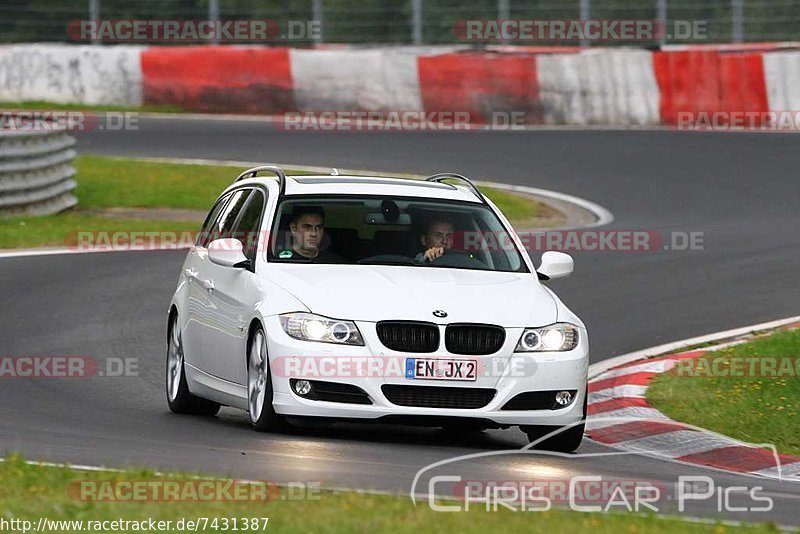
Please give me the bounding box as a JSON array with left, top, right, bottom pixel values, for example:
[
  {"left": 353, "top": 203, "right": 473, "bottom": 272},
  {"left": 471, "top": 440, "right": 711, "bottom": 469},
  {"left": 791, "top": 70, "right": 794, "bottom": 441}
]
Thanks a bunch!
[{"left": 0, "top": 130, "right": 78, "bottom": 217}]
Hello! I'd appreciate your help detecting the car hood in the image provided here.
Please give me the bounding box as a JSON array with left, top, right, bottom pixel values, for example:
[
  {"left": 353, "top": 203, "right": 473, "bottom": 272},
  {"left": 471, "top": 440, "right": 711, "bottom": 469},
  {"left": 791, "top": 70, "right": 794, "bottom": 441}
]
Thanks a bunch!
[{"left": 263, "top": 264, "right": 556, "bottom": 327}]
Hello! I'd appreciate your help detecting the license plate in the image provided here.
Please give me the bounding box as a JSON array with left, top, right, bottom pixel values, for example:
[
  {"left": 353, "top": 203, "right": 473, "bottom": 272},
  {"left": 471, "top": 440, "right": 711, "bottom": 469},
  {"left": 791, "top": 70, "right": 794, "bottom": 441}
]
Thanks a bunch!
[{"left": 405, "top": 358, "right": 478, "bottom": 381}]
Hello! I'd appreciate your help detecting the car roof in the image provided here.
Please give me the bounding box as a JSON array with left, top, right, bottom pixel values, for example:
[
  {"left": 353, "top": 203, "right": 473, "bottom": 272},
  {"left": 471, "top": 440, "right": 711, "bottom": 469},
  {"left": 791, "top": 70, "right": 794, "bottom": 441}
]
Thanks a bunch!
[{"left": 232, "top": 174, "right": 485, "bottom": 203}]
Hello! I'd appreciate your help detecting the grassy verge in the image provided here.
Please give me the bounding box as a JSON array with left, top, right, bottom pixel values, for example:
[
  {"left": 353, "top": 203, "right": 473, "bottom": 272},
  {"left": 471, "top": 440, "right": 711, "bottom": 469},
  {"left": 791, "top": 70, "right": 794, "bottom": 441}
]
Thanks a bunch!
[
  {"left": 0, "top": 101, "right": 186, "bottom": 113},
  {"left": 0, "top": 455, "right": 775, "bottom": 533},
  {"left": 478, "top": 186, "right": 550, "bottom": 227},
  {"left": 647, "top": 328, "right": 800, "bottom": 456},
  {"left": 0, "top": 155, "right": 549, "bottom": 249},
  {"left": 0, "top": 214, "right": 199, "bottom": 250},
  {"left": 73, "top": 155, "right": 262, "bottom": 210}
]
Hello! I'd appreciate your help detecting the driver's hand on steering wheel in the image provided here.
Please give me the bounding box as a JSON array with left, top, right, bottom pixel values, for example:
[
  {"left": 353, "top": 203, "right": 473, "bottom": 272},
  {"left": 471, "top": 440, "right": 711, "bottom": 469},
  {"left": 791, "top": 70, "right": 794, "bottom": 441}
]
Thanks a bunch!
[{"left": 423, "top": 246, "right": 446, "bottom": 262}]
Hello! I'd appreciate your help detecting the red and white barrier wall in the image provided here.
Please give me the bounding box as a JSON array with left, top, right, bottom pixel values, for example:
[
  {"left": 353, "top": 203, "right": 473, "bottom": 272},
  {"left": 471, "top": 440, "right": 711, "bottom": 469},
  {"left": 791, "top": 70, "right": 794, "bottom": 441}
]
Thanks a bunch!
[
  {"left": 537, "top": 48, "right": 659, "bottom": 125},
  {"left": 141, "top": 46, "right": 293, "bottom": 112},
  {"left": 763, "top": 51, "right": 800, "bottom": 111},
  {"left": 1, "top": 43, "right": 799, "bottom": 126},
  {"left": 0, "top": 44, "right": 143, "bottom": 106}
]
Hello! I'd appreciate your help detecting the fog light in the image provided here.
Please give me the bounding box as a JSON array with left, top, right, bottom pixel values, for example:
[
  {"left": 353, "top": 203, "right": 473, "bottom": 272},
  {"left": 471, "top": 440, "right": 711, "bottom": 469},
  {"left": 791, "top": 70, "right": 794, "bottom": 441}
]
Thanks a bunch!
[
  {"left": 293, "top": 380, "right": 313, "bottom": 396},
  {"left": 554, "top": 390, "right": 573, "bottom": 406}
]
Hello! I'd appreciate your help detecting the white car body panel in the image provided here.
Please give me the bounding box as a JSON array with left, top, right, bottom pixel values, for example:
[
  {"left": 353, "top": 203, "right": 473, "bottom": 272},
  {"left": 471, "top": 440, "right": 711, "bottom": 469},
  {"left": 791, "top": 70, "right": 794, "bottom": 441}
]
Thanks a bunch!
[{"left": 262, "top": 264, "right": 557, "bottom": 326}]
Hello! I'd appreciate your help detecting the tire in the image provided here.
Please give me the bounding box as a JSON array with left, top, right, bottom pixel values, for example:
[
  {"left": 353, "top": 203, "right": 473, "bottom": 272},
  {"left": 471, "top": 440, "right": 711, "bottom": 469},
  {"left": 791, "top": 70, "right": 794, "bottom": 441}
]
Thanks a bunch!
[
  {"left": 523, "top": 423, "right": 585, "bottom": 453},
  {"left": 521, "top": 387, "right": 587, "bottom": 453},
  {"left": 166, "top": 311, "right": 221, "bottom": 416},
  {"left": 247, "top": 325, "right": 289, "bottom": 433}
]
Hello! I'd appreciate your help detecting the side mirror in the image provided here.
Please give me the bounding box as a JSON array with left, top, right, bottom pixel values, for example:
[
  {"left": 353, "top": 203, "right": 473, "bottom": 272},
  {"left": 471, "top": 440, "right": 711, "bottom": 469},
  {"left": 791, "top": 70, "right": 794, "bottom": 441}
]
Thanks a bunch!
[
  {"left": 538, "top": 251, "right": 573, "bottom": 280},
  {"left": 208, "top": 238, "right": 249, "bottom": 268}
]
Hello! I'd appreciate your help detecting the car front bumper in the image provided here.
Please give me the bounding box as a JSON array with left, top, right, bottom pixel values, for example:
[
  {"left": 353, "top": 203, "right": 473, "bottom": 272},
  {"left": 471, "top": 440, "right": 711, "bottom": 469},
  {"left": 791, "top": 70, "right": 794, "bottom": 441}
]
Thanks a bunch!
[{"left": 265, "top": 316, "right": 588, "bottom": 427}]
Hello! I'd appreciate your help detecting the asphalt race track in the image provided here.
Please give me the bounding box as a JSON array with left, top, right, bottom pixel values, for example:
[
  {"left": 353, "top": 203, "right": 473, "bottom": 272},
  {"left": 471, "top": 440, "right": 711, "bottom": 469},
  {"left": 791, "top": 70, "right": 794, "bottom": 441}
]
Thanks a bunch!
[{"left": 1, "top": 117, "right": 799, "bottom": 525}]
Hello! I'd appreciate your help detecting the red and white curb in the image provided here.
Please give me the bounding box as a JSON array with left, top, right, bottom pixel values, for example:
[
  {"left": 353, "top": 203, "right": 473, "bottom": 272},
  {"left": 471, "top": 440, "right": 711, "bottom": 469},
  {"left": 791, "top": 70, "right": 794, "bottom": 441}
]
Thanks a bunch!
[{"left": 586, "top": 321, "right": 800, "bottom": 482}]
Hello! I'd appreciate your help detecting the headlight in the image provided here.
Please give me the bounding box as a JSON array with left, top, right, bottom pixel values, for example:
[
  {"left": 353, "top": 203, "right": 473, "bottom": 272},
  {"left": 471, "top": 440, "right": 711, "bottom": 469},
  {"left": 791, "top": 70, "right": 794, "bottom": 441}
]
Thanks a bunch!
[
  {"left": 279, "top": 313, "right": 364, "bottom": 346},
  {"left": 515, "top": 323, "right": 579, "bottom": 352}
]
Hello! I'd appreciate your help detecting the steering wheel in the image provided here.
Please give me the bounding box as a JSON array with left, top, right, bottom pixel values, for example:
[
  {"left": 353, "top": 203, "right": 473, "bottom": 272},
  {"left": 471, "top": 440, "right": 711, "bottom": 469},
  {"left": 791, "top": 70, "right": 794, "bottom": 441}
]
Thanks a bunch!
[{"left": 430, "top": 248, "right": 487, "bottom": 269}]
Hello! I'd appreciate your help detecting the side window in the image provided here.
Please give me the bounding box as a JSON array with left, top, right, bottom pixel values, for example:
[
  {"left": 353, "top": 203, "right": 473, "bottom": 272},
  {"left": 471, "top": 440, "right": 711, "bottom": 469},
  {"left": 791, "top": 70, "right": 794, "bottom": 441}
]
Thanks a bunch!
[
  {"left": 216, "top": 189, "right": 252, "bottom": 240},
  {"left": 231, "top": 189, "right": 266, "bottom": 261},
  {"left": 196, "top": 193, "right": 232, "bottom": 247}
]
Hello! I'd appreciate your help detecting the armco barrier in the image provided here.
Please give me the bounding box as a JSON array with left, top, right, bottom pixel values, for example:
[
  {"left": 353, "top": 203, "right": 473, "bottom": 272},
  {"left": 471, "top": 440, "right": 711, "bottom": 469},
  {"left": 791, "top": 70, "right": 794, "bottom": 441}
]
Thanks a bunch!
[{"left": 0, "top": 129, "right": 78, "bottom": 217}]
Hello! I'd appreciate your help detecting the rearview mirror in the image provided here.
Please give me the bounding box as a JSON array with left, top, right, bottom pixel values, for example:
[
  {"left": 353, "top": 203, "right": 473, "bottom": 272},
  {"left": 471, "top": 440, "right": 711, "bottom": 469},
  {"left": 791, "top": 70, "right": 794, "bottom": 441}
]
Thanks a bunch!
[
  {"left": 364, "top": 212, "right": 411, "bottom": 225},
  {"left": 208, "top": 238, "right": 249, "bottom": 268},
  {"left": 538, "top": 251, "right": 573, "bottom": 280}
]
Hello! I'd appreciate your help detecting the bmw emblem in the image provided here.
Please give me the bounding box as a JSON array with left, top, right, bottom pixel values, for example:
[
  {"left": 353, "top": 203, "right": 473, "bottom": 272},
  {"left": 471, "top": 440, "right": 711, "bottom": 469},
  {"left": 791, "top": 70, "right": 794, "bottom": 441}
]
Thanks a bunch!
[{"left": 433, "top": 310, "right": 448, "bottom": 318}]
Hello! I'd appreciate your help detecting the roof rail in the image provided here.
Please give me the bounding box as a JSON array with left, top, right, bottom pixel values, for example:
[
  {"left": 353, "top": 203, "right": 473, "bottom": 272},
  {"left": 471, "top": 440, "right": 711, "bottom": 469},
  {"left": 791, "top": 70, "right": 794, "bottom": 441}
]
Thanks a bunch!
[
  {"left": 235, "top": 165, "right": 286, "bottom": 196},
  {"left": 425, "top": 173, "right": 486, "bottom": 204}
]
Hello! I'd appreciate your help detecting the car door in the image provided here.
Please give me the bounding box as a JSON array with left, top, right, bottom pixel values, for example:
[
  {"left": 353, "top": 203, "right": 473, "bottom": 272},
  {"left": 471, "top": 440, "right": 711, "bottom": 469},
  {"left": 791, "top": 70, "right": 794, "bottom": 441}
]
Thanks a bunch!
[
  {"left": 182, "top": 191, "right": 233, "bottom": 374},
  {"left": 185, "top": 188, "right": 253, "bottom": 380},
  {"left": 197, "top": 188, "right": 269, "bottom": 385}
]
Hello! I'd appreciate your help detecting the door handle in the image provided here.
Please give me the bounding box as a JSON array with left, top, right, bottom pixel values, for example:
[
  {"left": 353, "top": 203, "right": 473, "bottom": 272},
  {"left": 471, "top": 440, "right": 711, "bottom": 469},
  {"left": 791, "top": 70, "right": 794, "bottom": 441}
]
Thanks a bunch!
[{"left": 200, "top": 279, "right": 215, "bottom": 292}]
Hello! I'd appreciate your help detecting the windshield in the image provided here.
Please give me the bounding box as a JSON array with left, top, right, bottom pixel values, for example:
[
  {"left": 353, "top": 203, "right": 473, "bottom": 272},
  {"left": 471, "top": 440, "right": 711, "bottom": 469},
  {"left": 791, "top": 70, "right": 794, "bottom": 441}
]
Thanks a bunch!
[{"left": 267, "top": 195, "right": 528, "bottom": 273}]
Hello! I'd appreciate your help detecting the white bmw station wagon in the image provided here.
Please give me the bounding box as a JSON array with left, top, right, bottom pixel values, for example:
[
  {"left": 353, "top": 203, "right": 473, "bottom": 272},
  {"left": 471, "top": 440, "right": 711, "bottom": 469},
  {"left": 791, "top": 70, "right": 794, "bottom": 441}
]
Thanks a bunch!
[{"left": 167, "top": 166, "right": 589, "bottom": 451}]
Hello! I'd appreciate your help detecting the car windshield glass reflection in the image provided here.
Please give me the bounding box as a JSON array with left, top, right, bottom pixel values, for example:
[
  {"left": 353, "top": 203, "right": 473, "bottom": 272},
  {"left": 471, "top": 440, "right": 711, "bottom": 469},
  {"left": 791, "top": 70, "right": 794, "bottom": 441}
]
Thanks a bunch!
[{"left": 268, "top": 196, "right": 528, "bottom": 273}]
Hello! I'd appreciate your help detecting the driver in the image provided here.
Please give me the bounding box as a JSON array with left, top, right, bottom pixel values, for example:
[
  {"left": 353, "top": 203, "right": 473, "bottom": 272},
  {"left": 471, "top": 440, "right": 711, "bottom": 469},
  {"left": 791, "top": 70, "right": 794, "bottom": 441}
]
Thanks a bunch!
[
  {"left": 278, "top": 205, "right": 342, "bottom": 262},
  {"left": 415, "top": 218, "right": 455, "bottom": 263}
]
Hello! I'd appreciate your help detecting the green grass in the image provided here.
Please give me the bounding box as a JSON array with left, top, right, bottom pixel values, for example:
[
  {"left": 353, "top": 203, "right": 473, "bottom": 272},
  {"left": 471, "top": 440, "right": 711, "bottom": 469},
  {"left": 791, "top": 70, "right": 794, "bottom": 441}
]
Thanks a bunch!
[
  {"left": 0, "top": 101, "right": 186, "bottom": 113},
  {"left": 481, "top": 186, "right": 542, "bottom": 222},
  {"left": 74, "top": 156, "right": 542, "bottom": 218},
  {"left": 0, "top": 214, "right": 200, "bottom": 249},
  {"left": 648, "top": 328, "right": 800, "bottom": 455},
  {"left": 73, "top": 155, "right": 248, "bottom": 210},
  {"left": 0, "top": 155, "right": 549, "bottom": 249},
  {"left": 0, "top": 455, "right": 778, "bottom": 533}
]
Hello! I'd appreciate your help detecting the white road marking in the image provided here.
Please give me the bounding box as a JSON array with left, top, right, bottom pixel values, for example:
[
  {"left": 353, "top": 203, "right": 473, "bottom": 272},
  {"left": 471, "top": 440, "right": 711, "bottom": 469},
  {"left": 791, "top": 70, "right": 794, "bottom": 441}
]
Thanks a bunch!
[
  {"left": 614, "top": 430, "right": 739, "bottom": 459},
  {"left": 586, "top": 407, "right": 670, "bottom": 430},
  {"left": 588, "top": 384, "right": 649, "bottom": 403},
  {"left": 592, "top": 358, "right": 678, "bottom": 380}
]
